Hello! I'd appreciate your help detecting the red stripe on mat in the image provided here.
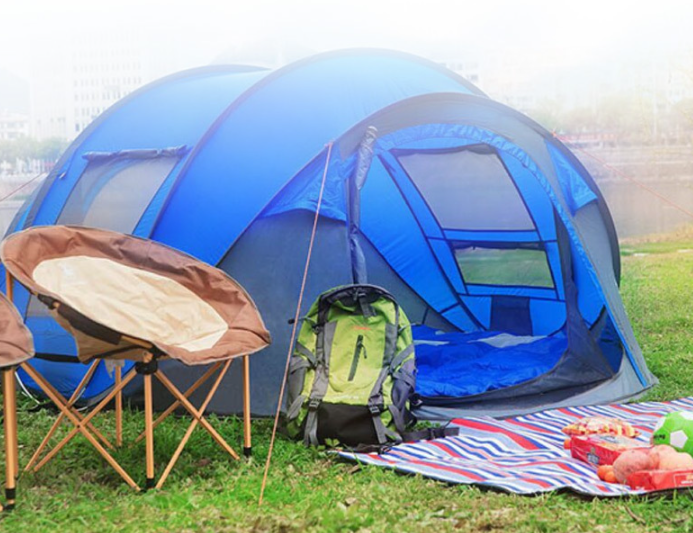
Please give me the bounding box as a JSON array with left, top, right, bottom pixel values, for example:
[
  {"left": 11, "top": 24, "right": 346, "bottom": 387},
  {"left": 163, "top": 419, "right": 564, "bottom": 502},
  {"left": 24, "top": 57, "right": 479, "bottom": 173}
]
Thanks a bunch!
[
  {"left": 410, "top": 458, "right": 558, "bottom": 488},
  {"left": 504, "top": 418, "right": 556, "bottom": 435},
  {"left": 453, "top": 419, "right": 542, "bottom": 450},
  {"left": 430, "top": 440, "right": 463, "bottom": 457}
]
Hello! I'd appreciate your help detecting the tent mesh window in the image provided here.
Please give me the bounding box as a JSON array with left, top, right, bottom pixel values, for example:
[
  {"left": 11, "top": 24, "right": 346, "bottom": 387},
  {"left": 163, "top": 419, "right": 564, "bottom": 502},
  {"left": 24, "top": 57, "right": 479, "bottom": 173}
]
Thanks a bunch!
[
  {"left": 396, "top": 147, "right": 535, "bottom": 231},
  {"left": 56, "top": 151, "right": 181, "bottom": 234},
  {"left": 453, "top": 243, "right": 555, "bottom": 288},
  {"left": 31, "top": 149, "right": 183, "bottom": 324}
]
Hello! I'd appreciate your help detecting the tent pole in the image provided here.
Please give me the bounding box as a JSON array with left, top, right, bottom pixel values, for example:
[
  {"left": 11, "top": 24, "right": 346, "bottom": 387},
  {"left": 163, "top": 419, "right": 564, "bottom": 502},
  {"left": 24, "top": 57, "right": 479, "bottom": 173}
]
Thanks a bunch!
[
  {"left": 347, "top": 126, "right": 377, "bottom": 284},
  {"left": 259, "top": 141, "right": 334, "bottom": 506}
]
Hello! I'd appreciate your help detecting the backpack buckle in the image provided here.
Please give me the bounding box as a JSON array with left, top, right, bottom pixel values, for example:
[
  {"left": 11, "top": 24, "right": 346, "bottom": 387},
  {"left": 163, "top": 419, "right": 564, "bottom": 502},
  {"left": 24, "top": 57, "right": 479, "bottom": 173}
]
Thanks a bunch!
[
  {"left": 308, "top": 398, "right": 321, "bottom": 410},
  {"left": 368, "top": 404, "right": 383, "bottom": 416},
  {"left": 410, "top": 394, "right": 423, "bottom": 409}
]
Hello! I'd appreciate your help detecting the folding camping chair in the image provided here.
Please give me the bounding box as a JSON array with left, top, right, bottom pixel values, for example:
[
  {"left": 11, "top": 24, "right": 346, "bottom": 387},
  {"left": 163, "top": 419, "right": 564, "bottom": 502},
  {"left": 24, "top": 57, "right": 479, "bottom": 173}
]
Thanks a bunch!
[
  {"left": 0, "top": 291, "right": 33, "bottom": 510},
  {"left": 1, "top": 225, "right": 271, "bottom": 491}
]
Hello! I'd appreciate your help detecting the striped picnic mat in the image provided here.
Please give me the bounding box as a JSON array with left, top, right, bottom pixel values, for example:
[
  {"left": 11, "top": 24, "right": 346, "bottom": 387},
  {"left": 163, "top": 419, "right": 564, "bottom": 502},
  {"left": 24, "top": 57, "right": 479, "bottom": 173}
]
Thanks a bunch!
[{"left": 339, "top": 397, "right": 693, "bottom": 496}]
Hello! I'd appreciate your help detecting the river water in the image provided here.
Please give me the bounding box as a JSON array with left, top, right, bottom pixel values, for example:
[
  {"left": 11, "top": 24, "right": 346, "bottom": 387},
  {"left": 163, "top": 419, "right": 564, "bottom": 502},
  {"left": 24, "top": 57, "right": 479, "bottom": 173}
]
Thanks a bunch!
[
  {"left": 598, "top": 179, "right": 693, "bottom": 239},
  {"left": 0, "top": 200, "right": 22, "bottom": 237}
]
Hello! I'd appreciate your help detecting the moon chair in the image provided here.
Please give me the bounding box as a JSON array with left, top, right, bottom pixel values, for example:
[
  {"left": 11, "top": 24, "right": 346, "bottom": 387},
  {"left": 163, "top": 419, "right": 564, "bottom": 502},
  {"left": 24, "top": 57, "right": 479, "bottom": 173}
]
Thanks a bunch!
[
  {"left": 1, "top": 225, "right": 271, "bottom": 491},
  {"left": 0, "top": 291, "right": 33, "bottom": 510}
]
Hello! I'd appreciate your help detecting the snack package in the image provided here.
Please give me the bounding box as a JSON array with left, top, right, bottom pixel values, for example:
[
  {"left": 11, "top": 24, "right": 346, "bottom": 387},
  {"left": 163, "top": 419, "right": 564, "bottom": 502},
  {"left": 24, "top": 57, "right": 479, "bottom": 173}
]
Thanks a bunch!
[
  {"left": 628, "top": 469, "right": 693, "bottom": 491},
  {"left": 562, "top": 416, "right": 639, "bottom": 438},
  {"left": 570, "top": 434, "right": 646, "bottom": 466}
]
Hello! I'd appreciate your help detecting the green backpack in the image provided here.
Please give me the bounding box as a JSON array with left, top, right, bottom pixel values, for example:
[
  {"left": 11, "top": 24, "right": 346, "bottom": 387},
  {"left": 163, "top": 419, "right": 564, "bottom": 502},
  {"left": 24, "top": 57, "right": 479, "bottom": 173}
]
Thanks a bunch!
[{"left": 284, "top": 285, "right": 417, "bottom": 447}]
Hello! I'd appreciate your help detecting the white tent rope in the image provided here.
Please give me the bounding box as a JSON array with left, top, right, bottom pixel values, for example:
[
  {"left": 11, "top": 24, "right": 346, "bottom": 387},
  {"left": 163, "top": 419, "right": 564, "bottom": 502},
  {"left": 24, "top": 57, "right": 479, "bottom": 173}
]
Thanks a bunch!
[{"left": 0, "top": 172, "right": 45, "bottom": 206}]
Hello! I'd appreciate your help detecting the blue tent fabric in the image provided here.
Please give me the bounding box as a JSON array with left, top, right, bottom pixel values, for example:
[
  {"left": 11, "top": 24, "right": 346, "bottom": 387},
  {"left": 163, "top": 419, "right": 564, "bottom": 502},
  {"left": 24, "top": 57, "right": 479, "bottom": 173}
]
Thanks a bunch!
[
  {"left": 548, "top": 143, "right": 598, "bottom": 214},
  {"left": 151, "top": 53, "right": 481, "bottom": 266},
  {"left": 3, "top": 50, "right": 656, "bottom": 417}
]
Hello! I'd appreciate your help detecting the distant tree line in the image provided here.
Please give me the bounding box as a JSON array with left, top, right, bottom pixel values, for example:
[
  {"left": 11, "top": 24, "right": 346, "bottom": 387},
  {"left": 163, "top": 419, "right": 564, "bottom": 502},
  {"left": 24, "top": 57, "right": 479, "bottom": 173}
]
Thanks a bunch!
[
  {"left": 528, "top": 94, "right": 693, "bottom": 146},
  {"left": 0, "top": 137, "right": 69, "bottom": 167}
]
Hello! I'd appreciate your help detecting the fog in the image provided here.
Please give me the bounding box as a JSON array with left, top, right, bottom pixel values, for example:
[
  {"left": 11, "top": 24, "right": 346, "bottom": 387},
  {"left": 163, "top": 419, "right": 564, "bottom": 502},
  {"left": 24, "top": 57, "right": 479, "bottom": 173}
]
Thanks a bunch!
[
  {"left": 3, "top": 0, "right": 693, "bottom": 80},
  {"left": 4, "top": 0, "right": 693, "bottom": 240}
]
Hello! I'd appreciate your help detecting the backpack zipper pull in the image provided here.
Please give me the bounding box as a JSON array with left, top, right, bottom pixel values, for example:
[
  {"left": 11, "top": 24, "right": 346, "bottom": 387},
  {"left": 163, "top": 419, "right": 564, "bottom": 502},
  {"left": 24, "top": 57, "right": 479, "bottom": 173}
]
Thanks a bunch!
[{"left": 348, "top": 335, "right": 364, "bottom": 381}]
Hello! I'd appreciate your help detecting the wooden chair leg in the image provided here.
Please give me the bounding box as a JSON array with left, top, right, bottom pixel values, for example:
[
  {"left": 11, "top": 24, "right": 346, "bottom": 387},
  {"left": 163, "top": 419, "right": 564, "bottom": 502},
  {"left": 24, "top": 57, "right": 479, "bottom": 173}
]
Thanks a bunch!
[
  {"left": 11, "top": 377, "right": 18, "bottom": 480},
  {"left": 155, "top": 360, "right": 232, "bottom": 489},
  {"left": 115, "top": 365, "right": 122, "bottom": 447},
  {"left": 134, "top": 362, "right": 221, "bottom": 444},
  {"left": 242, "top": 355, "right": 252, "bottom": 458},
  {"left": 3, "top": 273, "right": 17, "bottom": 507},
  {"left": 144, "top": 373, "right": 154, "bottom": 490},
  {"left": 2, "top": 367, "right": 17, "bottom": 511},
  {"left": 24, "top": 360, "right": 102, "bottom": 472},
  {"left": 155, "top": 369, "right": 239, "bottom": 460},
  {"left": 29, "top": 366, "right": 136, "bottom": 472},
  {"left": 22, "top": 363, "right": 115, "bottom": 453},
  {"left": 22, "top": 364, "right": 140, "bottom": 490}
]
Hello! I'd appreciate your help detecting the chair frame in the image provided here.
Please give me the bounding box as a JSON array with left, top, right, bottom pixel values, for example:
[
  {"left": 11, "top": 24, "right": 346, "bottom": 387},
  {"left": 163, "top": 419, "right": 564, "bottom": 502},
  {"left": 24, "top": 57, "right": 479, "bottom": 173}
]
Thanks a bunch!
[{"left": 2, "top": 270, "right": 253, "bottom": 502}]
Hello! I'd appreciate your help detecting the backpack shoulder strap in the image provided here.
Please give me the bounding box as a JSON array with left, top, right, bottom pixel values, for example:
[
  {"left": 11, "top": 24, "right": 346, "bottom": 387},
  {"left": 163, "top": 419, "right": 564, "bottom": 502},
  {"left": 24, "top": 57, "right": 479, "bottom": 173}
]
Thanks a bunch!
[
  {"left": 367, "top": 299, "right": 402, "bottom": 444},
  {"left": 302, "top": 292, "right": 339, "bottom": 446}
]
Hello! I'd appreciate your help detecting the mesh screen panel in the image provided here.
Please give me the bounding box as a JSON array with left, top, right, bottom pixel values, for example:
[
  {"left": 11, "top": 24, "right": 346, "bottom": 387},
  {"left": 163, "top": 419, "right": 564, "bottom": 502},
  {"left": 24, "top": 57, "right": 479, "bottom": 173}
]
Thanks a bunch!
[
  {"left": 397, "top": 149, "right": 534, "bottom": 231},
  {"left": 57, "top": 156, "right": 178, "bottom": 234},
  {"left": 454, "top": 245, "right": 554, "bottom": 288}
]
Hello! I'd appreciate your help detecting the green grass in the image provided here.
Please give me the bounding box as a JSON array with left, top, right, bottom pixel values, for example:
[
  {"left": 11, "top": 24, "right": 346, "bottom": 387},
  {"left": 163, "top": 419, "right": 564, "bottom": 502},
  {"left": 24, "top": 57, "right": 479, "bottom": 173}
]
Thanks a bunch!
[{"left": 4, "top": 237, "right": 693, "bottom": 532}]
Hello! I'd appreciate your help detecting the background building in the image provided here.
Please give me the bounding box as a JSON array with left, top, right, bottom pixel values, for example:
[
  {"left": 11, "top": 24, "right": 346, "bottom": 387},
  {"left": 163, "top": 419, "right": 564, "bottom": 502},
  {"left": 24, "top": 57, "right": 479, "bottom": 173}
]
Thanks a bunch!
[
  {"left": 0, "top": 112, "right": 29, "bottom": 141},
  {"left": 29, "top": 32, "right": 148, "bottom": 140}
]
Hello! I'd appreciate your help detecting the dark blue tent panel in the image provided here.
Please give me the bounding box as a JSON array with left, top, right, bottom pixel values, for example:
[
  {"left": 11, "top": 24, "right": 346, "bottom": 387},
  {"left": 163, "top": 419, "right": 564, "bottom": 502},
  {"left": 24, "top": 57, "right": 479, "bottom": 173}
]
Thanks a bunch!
[{"left": 3, "top": 50, "right": 656, "bottom": 419}]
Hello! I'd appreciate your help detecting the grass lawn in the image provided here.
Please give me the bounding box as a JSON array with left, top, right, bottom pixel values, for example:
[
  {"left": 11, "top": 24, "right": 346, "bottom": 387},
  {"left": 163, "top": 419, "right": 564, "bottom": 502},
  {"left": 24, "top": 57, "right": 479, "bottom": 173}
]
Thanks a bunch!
[{"left": 3, "top": 235, "right": 693, "bottom": 532}]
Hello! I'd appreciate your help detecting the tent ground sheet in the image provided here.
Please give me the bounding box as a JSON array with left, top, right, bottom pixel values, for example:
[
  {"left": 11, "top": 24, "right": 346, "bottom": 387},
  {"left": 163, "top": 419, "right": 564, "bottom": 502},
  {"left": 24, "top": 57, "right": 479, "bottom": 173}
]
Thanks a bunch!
[{"left": 339, "top": 397, "right": 693, "bottom": 496}]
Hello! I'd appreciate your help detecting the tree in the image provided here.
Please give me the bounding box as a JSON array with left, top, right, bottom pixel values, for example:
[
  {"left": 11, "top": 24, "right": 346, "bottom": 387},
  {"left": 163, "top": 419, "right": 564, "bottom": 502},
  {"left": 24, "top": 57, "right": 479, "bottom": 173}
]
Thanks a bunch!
[{"left": 0, "top": 136, "right": 68, "bottom": 163}]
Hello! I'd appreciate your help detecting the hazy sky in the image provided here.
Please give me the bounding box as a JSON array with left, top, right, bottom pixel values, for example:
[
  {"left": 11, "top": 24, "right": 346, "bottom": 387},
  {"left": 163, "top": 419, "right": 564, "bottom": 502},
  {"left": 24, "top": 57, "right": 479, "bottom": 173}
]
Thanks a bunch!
[{"left": 2, "top": 0, "right": 693, "bottom": 80}]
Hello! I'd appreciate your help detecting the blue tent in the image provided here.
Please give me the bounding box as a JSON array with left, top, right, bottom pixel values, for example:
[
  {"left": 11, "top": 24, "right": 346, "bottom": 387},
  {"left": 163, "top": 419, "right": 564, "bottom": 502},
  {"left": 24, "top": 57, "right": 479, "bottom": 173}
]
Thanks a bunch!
[{"left": 3, "top": 50, "right": 657, "bottom": 419}]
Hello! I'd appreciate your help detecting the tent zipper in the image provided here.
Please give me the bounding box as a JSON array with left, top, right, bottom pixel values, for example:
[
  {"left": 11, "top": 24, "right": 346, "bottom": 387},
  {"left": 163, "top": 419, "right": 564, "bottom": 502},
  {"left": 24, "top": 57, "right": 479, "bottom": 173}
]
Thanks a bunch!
[{"left": 348, "top": 335, "right": 366, "bottom": 381}]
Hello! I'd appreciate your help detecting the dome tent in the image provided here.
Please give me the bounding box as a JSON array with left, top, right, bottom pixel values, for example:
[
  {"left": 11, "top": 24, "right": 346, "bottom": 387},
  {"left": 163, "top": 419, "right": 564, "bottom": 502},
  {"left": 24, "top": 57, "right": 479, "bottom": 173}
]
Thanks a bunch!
[{"left": 3, "top": 49, "right": 656, "bottom": 420}]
